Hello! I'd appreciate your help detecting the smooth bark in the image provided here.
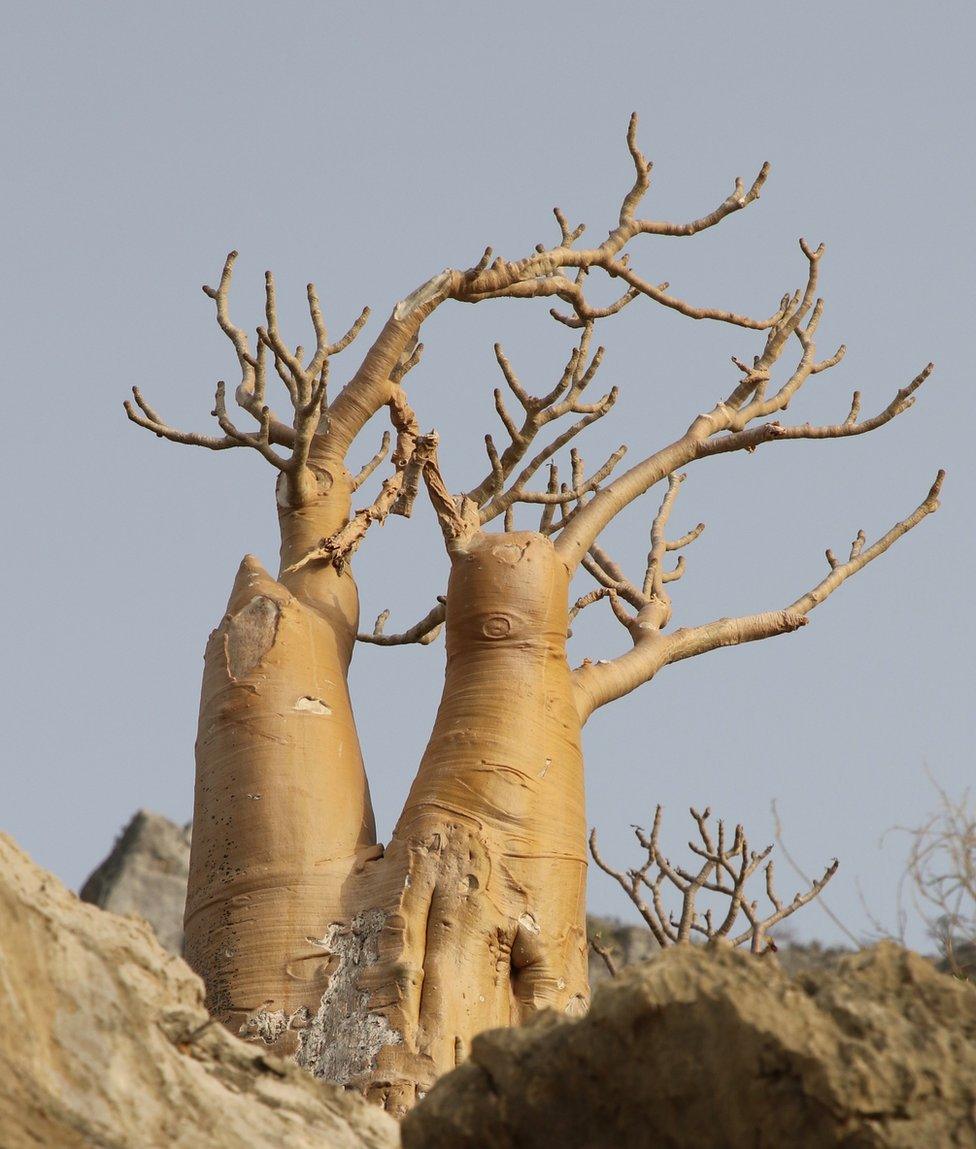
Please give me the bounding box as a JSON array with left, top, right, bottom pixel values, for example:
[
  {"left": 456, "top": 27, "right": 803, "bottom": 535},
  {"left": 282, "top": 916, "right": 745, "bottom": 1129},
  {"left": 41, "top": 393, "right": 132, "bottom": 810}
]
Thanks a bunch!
[{"left": 292, "top": 532, "right": 588, "bottom": 1116}]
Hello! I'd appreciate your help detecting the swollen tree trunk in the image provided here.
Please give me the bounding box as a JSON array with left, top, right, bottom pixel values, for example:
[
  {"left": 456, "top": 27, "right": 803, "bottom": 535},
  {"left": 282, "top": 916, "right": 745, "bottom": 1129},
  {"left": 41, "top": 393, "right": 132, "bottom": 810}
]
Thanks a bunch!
[
  {"left": 293, "top": 531, "right": 589, "bottom": 1114},
  {"left": 184, "top": 467, "right": 379, "bottom": 1051},
  {"left": 133, "top": 119, "right": 942, "bottom": 1120}
]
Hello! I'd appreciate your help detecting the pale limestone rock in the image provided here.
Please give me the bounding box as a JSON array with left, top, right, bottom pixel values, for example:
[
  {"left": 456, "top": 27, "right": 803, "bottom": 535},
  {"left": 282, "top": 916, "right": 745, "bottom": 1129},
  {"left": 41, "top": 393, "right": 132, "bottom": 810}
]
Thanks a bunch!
[{"left": 0, "top": 834, "right": 399, "bottom": 1149}]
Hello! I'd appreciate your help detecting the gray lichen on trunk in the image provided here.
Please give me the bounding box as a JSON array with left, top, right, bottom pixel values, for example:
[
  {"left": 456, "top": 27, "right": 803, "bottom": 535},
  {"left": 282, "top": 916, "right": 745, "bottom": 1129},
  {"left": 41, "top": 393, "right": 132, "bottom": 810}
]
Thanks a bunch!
[
  {"left": 297, "top": 910, "right": 402, "bottom": 1085},
  {"left": 224, "top": 593, "right": 280, "bottom": 680}
]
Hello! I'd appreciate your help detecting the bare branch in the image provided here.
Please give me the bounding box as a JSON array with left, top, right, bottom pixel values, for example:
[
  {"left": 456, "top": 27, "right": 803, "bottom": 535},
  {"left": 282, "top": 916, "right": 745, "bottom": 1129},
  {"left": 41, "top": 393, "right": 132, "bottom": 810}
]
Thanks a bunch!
[
  {"left": 508, "top": 445, "right": 627, "bottom": 505},
  {"left": 619, "top": 111, "right": 653, "bottom": 225},
  {"left": 456, "top": 113, "right": 774, "bottom": 336},
  {"left": 568, "top": 587, "right": 611, "bottom": 625},
  {"left": 556, "top": 253, "right": 933, "bottom": 575},
  {"left": 588, "top": 936, "right": 619, "bottom": 978},
  {"left": 890, "top": 776, "right": 976, "bottom": 973},
  {"left": 553, "top": 206, "right": 585, "bottom": 247},
  {"left": 667, "top": 522, "right": 706, "bottom": 551},
  {"left": 549, "top": 283, "right": 641, "bottom": 330},
  {"left": 126, "top": 252, "right": 375, "bottom": 505},
  {"left": 351, "top": 431, "right": 391, "bottom": 492},
  {"left": 764, "top": 803, "right": 861, "bottom": 947},
  {"left": 538, "top": 463, "right": 560, "bottom": 534},
  {"left": 466, "top": 329, "right": 616, "bottom": 512},
  {"left": 785, "top": 470, "right": 943, "bottom": 615},
  {"left": 483, "top": 438, "right": 625, "bottom": 529},
  {"left": 570, "top": 473, "right": 705, "bottom": 655},
  {"left": 325, "top": 304, "right": 371, "bottom": 358},
  {"left": 124, "top": 378, "right": 292, "bottom": 471},
  {"left": 643, "top": 472, "right": 686, "bottom": 600},
  {"left": 125, "top": 387, "right": 237, "bottom": 451},
  {"left": 589, "top": 823, "right": 670, "bottom": 947},
  {"left": 661, "top": 556, "right": 686, "bottom": 583},
  {"left": 574, "top": 471, "right": 943, "bottom": 721},
  {"left": 698, "top": 363, "right": 936, "bottom": 463},
  {"left": 581, "top": 552, "right": 645, "bottom": 611},
  {"left": 357, "top": 599, "right": 446, "bottom": 646},
  {"left": 493, "top": 387, "right": 520, "bottom": 443},
  {"left": 493, "top": 344, "right": 534, "bottom": 411},
  {"left": 199, "top": 252, "right": 295, "bottom": 441},
  {"left": 570, "top": 586, "right": 635, "bottom": 635}
]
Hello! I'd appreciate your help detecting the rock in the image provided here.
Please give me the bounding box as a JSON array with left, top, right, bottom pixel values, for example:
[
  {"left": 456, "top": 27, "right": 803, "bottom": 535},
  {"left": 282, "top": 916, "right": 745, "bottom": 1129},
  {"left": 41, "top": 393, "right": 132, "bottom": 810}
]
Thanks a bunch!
[
  {"left": 937, "top": 938, "right": 976, "bottom": 980},
  {"left": 0, "top": 834, "right": 399, "bottom": 1149},
  {"left": 773, "top": 935, "right": 851, "bottom": 976},
  {"left": 403, "top": 941, "right": 976, "bottom": 1149},
  {"left": 80, "top": 809, "right": 191, "bottom": 955},
  {"left": 586, "top": 913, "right": 659, "bottom": 983}
]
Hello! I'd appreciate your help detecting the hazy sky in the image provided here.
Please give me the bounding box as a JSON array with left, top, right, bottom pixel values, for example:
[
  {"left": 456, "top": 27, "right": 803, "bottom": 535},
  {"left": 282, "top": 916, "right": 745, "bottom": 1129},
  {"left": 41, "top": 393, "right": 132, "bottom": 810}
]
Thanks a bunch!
[{"left": 3, "top": 2, "right": 973, "bottom": 952}]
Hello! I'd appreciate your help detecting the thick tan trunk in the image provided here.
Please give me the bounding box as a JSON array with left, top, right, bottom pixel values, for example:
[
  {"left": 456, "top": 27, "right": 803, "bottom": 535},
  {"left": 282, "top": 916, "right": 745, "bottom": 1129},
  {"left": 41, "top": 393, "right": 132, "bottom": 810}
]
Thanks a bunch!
[
  {"left": 294, "top": 532, "right": 589, "bottom": 1115},
  {"left": 184, "top": 466, "right": 378, "bottom": 1051}
]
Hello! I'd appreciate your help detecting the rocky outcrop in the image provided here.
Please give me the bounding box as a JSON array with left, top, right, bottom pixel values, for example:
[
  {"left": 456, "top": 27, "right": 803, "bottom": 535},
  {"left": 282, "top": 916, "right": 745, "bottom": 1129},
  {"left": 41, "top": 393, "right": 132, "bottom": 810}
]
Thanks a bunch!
[
  {"left": 80, "top": 809, "right": 191, "bottom": 955},
  {"left": 403, "top": 941, "right": 976, "bottom": 1149},
  {"left": 0, "top": 833, "right": 399, "bottom": 1149},
  {"left": 9, "top": 816, "right": 972, "bottom": 1146}
]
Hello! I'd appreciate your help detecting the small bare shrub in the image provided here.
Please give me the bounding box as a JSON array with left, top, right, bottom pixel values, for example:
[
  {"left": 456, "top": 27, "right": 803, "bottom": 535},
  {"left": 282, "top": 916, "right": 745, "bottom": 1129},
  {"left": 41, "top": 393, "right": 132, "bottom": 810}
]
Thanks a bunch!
[
  {"left": 590, "top": 806, "right": 837, "bottom": 970},
  {"left": 895, "top": 779, "right": 976, "bottom": 977}
]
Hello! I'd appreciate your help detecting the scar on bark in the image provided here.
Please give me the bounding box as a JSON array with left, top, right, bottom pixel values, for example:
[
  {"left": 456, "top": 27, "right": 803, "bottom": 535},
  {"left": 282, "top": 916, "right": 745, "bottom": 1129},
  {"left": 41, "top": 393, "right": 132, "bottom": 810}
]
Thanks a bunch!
[
  {"left": 224, "top": 595, "right": 280, "bottom": 680},
  {"left": 297, "top": 910, "right": 402, "bottom": 1085}
]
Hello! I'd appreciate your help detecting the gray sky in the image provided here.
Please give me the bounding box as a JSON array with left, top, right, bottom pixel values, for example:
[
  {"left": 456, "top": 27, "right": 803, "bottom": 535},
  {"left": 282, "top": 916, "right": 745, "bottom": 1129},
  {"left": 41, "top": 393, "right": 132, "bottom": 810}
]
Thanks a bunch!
[{"left": 3, "top": 2, "right": 972, "bottom": 951}]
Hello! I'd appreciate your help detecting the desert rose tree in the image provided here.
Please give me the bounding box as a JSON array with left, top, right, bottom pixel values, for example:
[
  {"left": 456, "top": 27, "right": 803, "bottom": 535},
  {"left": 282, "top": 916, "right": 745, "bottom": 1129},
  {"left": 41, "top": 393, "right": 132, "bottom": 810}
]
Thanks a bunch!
[{"left": 126, "top": 116, "right": 942, "bottom": 1114}]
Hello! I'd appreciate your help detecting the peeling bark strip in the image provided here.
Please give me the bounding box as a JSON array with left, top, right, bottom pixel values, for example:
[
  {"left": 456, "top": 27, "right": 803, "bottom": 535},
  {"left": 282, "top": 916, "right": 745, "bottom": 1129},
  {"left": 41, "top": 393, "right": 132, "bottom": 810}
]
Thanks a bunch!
[{"left": 127, "top": 115, "right": 943, "bottom": 1116}]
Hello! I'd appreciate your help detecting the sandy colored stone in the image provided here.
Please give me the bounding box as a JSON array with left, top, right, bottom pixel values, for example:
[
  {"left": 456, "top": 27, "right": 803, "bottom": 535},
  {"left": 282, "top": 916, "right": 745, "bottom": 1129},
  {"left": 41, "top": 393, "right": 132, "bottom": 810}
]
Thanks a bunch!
[
  {"left": 403, "top": 941, "right": 976, "bottom": 1149},
  {"left": 0, "top": 833, "right": 398, "bottom": 1149}
]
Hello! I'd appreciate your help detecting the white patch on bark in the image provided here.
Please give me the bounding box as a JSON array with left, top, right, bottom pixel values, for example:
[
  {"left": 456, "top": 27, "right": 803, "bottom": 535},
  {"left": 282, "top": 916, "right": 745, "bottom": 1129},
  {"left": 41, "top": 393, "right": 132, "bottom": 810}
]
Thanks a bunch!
[
  {"left": 225, "top": 595, "right": 280, "bottom": 680},
  {"left": 393, "top": 271, "right": 452, "bottom": 320},
  {"left": 296, "top": 910, "right": 401, "bottom": 1085},
  {"left": 566, "top": 993, "right": 588, "bottom": 1017},
  {"left": 491, "top": 541, "right": 527, "bottom": 565},
  {"left": 294, "top": 696, "right": 332, "bottom": 715}
]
